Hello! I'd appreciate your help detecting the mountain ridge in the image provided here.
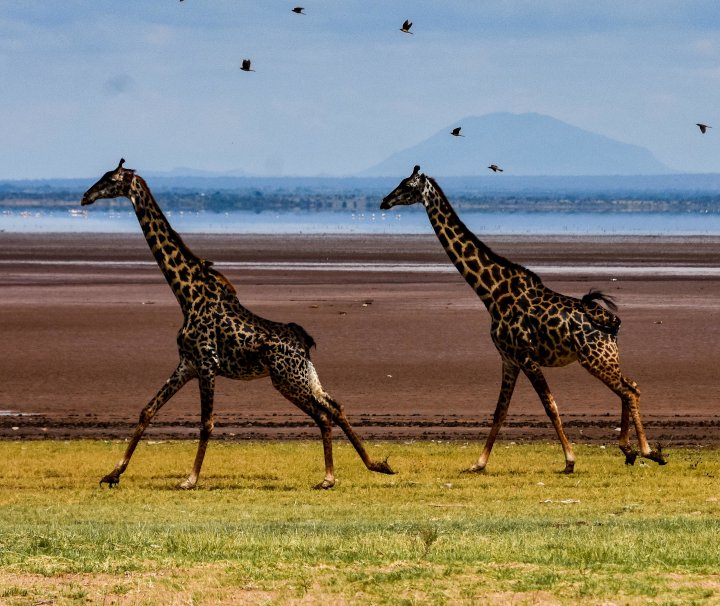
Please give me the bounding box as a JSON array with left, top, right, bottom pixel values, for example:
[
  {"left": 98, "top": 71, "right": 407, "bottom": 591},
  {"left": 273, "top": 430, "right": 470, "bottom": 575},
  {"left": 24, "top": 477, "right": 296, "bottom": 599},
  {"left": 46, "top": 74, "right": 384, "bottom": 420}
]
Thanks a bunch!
[{"left": 359, "top": 112, "right": 675, "bottom": 177}]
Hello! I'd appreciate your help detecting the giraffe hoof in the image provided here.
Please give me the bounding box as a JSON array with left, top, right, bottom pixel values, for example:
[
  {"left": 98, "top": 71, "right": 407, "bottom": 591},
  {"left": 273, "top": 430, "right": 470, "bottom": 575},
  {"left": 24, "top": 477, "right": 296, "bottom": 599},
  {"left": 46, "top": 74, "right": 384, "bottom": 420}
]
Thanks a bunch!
[
  {"left": 313, "top": 479, "right": 335, "bottom": 490},
  {"left": 99, "top": 473, "right": 120, "bottom": 488},
  {"left": 369, "top": 458, "right": 395, "bottom": 475},
  {"left": 176, "top": 479, "right": 197, "bottom": 490},
  {"left": 560, "top": 463, "right": 575, "bottom": 474},
  {"left": 624, "top": 450, "right": 639, "bottom": 466},
  {"left": 463, "top": 465, "right": 486, "bottom": 474},
  {"left": 648, "top": 445, "right": 667, "bottom": 465}
]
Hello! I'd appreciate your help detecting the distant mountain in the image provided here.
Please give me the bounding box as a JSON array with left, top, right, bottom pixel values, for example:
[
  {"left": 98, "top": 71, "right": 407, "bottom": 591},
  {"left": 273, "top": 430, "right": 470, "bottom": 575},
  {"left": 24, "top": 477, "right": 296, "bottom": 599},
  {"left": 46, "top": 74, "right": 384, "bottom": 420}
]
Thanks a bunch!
[
  {"left": 145, "top": 166, "right": 249, "bottom": 179},
  {"left": 360, "top": 112, "right": 674, "bottom": 177}
]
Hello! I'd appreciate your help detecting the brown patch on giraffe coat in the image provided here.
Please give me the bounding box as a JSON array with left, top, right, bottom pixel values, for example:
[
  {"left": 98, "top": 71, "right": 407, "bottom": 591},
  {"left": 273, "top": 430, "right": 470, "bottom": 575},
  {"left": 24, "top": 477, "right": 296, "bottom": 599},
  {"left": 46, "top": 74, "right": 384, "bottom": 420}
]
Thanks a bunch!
[
  {"left": 381, "top": 167, "right": 665, "bottom": 470},
  {"left": 76, "top": 165, "right": 394, "bottom": 488}
]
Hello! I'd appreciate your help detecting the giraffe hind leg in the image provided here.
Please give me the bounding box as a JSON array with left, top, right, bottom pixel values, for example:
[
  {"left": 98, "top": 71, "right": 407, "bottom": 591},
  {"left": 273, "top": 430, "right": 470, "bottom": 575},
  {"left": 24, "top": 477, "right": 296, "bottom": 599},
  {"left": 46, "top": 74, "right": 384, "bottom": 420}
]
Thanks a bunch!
[
  {"left": 312, "top": 411, "right": 336, "bottom": 490},
  {"left": 619, "top": 403, "right": 638, "bottom": 465},
  {"left": 270, "top": 355, "right": 394, "bottom": 488},
  {"left": 523, "top": 363, "right": 576, "bottom": 474},
  {"left": 620, "top": 375, "right": 667, "bottom": 465},
  {"left": 325, "top": 395, "right": 395, "bottom": 476},
  {"left": 578, "top": 352, "right": 666, "bottom": 466}
]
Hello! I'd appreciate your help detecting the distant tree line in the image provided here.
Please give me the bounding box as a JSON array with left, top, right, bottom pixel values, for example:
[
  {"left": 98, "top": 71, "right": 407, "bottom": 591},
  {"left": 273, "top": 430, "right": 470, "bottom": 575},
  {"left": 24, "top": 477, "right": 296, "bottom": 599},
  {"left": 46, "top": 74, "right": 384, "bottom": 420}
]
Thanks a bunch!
[{"left": 1, "top": 181, "right": 720, "bottom": 214}]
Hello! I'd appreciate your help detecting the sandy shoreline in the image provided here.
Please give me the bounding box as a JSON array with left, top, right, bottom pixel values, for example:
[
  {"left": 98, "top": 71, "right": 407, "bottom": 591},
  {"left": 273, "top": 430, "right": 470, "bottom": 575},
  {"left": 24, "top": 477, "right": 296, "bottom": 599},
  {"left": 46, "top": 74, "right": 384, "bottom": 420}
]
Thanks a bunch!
[{"left": 1, "top": 232, "right": 719, "bottom": 448}]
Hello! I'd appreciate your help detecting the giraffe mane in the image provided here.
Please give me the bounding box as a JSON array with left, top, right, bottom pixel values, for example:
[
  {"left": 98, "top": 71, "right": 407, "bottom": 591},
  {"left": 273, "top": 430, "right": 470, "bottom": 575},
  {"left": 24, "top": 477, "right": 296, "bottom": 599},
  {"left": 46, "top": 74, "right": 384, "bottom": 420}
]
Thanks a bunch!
[
  {"left": 425, "top": 176, "right": 543, "bottom": 285},
  {"left": 208, "top": 266, "right": 238, "bottom": 296},
  {"left": 133, "top": 175, "right": 211, "bottom": 270}
]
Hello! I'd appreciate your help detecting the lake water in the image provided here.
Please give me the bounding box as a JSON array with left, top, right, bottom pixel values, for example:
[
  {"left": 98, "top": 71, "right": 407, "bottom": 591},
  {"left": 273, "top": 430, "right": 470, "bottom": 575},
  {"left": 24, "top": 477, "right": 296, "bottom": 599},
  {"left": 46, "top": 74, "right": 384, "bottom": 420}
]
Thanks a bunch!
[{"left": 2, "top": 208, "right": 720, "bottom": 235}]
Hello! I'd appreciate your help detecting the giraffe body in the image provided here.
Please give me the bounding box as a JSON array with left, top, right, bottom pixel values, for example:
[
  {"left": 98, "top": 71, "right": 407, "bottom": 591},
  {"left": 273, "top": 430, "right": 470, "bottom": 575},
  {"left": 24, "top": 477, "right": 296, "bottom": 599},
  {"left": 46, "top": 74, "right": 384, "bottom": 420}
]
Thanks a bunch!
[
  {"left": 381, "top": 165, "right": 666, "bottom": 472},
  {"left": 82, "top": 159, "right": 394, "bottom": 489}
]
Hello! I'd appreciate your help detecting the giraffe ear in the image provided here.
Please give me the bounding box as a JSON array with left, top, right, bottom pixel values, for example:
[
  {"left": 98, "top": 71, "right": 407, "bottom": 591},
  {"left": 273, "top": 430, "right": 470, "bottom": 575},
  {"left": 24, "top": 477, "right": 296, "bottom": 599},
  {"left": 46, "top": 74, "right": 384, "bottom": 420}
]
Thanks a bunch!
[{"left": 116, "top": 158, "right": 136, "bottom": 178}]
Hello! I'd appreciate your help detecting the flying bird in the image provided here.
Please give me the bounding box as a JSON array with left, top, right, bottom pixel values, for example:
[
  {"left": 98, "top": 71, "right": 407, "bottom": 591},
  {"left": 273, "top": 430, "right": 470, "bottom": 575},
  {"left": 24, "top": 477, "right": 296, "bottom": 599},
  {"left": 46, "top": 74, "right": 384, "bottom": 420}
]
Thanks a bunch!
[
  {"left": 240, "top": 59, "right": 254, "bottom": 72},
  {"left": 291, "top": 7, "right": 305, "bottom": 14},
  {"left": 400, "top": 19, "right": 413, "bottom": 34},
  {"left": 451, "top": 127, "right": 463, "bottom": 137},
  {"left": 488, "top": 164, "right": 503, "bottom": 173},
  {"left": 697, "top": 123, "right": 711, "bottom": 134}
]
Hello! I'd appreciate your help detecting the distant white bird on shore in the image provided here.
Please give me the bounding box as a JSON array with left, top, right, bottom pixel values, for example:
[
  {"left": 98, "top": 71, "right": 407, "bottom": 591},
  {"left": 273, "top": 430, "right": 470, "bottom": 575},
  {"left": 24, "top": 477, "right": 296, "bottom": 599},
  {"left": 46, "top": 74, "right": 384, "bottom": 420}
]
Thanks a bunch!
[
  {"left": 400, "top": 19, "right": 413, "bottom": 34},
  {"left": 697, "top": 123, "right": 711, "bottom": 134},
  {"left": 451, "top": 127, "right": 463, "bottom": 137},
  {"left": 488, "top": 164, "right": 503, "bottom": 173},
  {"left": 240, "top": 59, "right": 254, "bottom": 72}
]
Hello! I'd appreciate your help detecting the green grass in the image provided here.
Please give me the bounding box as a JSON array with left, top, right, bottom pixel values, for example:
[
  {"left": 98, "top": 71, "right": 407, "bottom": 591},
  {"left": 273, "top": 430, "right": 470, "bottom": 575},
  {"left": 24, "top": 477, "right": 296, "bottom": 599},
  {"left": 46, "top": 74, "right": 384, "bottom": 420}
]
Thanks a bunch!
[{"left": 0, "top": 440, "right": 719, "bottom": 605}]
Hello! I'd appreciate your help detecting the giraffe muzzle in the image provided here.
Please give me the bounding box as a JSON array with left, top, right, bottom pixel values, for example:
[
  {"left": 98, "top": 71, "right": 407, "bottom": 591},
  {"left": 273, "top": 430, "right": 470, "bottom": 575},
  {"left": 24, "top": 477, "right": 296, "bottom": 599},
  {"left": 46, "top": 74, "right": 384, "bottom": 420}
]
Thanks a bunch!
[{"left": 81, "top": 190, "right": 99, "bottom": 206}]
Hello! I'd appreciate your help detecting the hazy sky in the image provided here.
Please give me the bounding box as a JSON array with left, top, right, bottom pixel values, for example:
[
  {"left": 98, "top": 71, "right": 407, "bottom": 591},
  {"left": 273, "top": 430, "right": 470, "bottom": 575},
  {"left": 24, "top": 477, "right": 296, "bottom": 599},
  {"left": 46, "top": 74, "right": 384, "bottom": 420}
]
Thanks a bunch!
[{"left": 2, "top": 1, "right": 720, "bottom": 179}]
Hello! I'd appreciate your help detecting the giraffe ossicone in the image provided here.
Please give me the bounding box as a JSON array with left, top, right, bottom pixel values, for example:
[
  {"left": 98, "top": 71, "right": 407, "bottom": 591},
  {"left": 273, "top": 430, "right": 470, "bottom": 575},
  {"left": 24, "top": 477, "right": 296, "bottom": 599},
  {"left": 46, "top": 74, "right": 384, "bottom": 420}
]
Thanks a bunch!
[
  {"left": 381, "top": 165, "right": 666, "bottom": 473},
  {"left": 81, "top": 159, "right": 395, "bottom": 489}
]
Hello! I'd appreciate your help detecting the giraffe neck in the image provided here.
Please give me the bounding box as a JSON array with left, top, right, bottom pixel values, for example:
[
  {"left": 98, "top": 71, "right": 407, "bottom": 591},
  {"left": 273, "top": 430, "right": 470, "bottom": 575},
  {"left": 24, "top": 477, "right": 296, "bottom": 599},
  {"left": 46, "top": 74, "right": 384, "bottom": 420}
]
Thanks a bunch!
[
  {"left": 422, "top": 178, "right": 537, "bottom": 307},
  {"left": 128, "top": 177, "right": 207, "bottom": 313}
]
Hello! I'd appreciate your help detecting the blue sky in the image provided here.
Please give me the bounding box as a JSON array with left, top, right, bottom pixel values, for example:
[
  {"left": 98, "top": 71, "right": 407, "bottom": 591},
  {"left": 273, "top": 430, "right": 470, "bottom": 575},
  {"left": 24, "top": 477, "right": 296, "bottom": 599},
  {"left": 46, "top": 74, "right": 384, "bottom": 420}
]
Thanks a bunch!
[{"left": 2, "top": 1, "right": 720, "bottom": 178}]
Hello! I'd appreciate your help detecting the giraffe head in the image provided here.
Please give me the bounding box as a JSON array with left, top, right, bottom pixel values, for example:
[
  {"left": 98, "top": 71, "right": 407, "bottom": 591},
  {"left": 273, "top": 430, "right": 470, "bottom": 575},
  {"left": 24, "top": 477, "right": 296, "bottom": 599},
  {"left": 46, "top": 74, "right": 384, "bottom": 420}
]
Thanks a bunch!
[
  {"left": 81, "top": 158, "right": 136, "bottom": 206},
  {"left": 380, "top": 165, "right": 428, "bottom": 210}
]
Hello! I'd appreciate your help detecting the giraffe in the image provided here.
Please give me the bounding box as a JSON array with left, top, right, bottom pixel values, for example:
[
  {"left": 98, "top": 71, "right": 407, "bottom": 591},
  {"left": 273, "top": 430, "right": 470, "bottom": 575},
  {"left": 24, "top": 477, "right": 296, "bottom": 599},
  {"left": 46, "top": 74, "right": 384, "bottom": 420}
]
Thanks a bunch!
[
  {"left": 381, "top": 165, "right": 666, "bottom": 473},
  {"left": 81, "top": 159, "right": 394, "bottom": 489}
]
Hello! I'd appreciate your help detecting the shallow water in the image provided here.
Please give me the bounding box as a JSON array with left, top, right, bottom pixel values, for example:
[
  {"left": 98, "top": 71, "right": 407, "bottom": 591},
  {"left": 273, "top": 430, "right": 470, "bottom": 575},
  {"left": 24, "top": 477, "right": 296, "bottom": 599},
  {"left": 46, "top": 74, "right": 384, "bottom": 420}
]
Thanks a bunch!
[
  {"left": 3, "top": 259, "right": 719, "bottom": 277},
  {"left": 2, "top": 208, "right": 720, "bottom": 235}
]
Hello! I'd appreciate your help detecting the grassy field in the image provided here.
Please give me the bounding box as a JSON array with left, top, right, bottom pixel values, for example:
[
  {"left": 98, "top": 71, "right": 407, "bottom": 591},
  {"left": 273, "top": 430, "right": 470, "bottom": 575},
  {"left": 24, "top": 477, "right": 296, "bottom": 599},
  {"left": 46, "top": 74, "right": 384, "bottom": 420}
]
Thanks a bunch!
[{"left": 0, "top": 439, "right": 719, "bottom": 605}]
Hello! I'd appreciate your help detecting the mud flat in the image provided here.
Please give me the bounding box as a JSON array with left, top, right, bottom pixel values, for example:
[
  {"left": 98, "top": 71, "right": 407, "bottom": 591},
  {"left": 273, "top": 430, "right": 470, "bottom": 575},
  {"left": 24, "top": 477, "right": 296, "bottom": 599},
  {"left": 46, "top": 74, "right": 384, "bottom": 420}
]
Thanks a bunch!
[{"left": 1, "top": 233, "right": 719, "bottom": 448}]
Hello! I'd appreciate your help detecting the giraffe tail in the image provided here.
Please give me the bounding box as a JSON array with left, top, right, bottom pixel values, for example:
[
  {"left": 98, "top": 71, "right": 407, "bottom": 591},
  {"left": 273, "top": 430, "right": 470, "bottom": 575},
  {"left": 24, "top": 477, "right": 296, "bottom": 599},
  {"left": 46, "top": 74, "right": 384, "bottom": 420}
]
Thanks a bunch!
[
  {"left": 288, "top": 322, "right": 316, "bottom": 354},
  {"left": 582, "top": 289, "right": 617, "bottom": 311},
  {"left": 581, "top": 290, "right": 621, "bottom": 336}
]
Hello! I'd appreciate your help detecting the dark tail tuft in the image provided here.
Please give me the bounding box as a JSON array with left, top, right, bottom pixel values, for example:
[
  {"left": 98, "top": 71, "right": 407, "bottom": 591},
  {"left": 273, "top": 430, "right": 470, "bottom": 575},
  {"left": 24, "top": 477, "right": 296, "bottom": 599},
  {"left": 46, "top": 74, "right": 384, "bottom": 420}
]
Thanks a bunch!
[
  {"left": 582, "top": 289, "right": 617, "bottom": 312},
  {"left": 288, "top": 322, "right": 316, "bottom": 352},
  {"left": 581, "top": 289, "right": 621, "bottom": 336}
]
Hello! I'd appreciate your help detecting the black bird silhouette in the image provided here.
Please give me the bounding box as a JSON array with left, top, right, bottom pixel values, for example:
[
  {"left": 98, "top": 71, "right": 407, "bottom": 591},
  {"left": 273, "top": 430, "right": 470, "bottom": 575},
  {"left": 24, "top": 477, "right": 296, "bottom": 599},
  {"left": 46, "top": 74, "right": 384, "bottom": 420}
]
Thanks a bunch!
[
  {"left": 240, "top": 59, "right": 254, "bottom": 72},
  {"left": 488, "top": 164, "right": 503, "bottom": 173},
  {"left": 451, "top": 127, "right": 463, "bottom": 137},
  {"left": 697, "top": 123, "right": 711, "bottom": 134},
  {"left": 400, "top": 19, "right": 413, "bottom": 34},
  {"left": 291, "top": 7, "right": 305, "bottom": 14}
]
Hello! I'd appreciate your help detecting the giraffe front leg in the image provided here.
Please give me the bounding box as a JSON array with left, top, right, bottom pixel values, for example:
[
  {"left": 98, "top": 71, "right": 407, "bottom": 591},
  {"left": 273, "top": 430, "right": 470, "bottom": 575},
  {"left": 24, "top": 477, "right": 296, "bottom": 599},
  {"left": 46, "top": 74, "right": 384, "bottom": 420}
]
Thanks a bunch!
[
  {"left": 100, "top": 361, "right": 195, "bottom": 487},
  {"left": 468, "top": 362, "right": 519, "bottom": 473},
  {"left": 178, "top": 372, "right": 215, "bottom": 490}
]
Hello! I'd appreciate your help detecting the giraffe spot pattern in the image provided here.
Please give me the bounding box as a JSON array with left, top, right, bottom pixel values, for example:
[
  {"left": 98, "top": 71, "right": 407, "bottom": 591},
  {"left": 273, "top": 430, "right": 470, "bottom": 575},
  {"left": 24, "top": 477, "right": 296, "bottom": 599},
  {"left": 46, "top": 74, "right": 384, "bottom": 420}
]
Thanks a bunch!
[
  {"left": 381, "top": 166, "right": 664, "bottom": 471},
  {"left": 82, "top": 165, "right": 394, "bottom": 488}
]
